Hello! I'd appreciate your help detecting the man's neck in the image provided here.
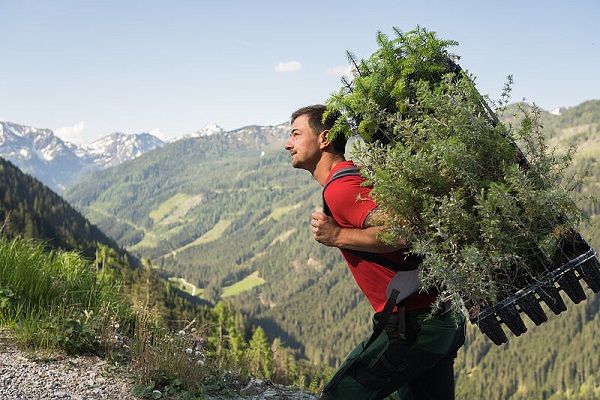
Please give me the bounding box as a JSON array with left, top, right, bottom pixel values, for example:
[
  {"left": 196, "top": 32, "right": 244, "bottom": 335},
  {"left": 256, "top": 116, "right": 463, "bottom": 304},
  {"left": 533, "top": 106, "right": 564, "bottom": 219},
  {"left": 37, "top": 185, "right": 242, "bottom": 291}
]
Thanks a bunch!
[{"left": 313, "top": 155, "right": 346, "bottom": 187}]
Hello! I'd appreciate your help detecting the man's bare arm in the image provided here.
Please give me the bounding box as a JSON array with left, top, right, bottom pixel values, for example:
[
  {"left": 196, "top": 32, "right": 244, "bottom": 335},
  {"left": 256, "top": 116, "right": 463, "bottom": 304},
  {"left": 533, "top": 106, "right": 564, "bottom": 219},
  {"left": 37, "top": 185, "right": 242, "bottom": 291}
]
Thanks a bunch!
[{"left": 310, "top": 211, "right": 410, "bottom": 252}]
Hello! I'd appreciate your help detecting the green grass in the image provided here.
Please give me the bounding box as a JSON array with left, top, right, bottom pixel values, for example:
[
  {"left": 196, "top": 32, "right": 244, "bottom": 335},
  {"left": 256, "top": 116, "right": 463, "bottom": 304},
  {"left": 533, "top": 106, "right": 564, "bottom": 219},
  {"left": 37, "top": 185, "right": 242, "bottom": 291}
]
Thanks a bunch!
[
  {"left": 221, "top": 271, "right": 265, "bottom": 297},
  {"left": 167, "top": 272, "right": 264, "bottom": 300},
  {"left": 260, "top": 203, "right": 301, "bottom": 223},
  {"left": 180, "top": 219, "right": 232, "bottom": 249},
  {"left": 138, "top": 219, "right": 233, "bottom": 258},
  {"left": 0, "top": 236, "right": 250, "bottom": 398},
  {"left": 127, "top": 231, "right": 160, "bottom": 251},
  {"left": 149, "top": 192, "right": 204, "bottom": 226},
  {"left": 0, "top": 237, "right": 125, "bottom": 353},
  {"left": 129, "top": 193, "right": 200, "bottom": 251}
]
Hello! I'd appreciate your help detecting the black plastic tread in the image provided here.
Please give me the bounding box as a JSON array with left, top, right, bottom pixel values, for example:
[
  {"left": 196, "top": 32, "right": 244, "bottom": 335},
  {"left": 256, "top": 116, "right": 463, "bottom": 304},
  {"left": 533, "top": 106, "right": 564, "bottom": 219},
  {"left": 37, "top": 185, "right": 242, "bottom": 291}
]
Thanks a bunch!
[{"left": 470, "top": 249, "right": 599, "bottom": 345}]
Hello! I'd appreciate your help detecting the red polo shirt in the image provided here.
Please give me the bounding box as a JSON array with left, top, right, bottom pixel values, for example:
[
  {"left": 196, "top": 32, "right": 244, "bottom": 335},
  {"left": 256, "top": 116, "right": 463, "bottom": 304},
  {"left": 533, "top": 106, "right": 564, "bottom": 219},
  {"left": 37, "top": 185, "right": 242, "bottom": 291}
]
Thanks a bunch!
[{"left": 324, "top": 160, "right": 436, "bottom": 312}]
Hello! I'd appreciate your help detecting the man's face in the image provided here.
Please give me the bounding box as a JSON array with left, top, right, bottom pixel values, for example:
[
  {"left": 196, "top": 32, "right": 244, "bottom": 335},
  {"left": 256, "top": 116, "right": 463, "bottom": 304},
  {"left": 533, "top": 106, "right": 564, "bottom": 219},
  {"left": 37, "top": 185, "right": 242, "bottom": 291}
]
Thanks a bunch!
[{"left": 285, "top": 114, "right": 322, "bottom": 171}]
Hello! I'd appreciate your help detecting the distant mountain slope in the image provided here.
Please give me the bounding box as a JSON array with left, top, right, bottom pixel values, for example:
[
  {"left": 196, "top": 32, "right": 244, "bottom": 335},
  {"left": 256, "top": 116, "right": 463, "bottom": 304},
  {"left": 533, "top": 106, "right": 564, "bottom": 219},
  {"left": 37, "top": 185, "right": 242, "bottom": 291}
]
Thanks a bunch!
[
  {"left": 63, "top": 101, "right": 600, "bottom": 396},
  {"left": 63, "top": 123, "right": 295, "bottom": 251},
  {"left": 0, "top": 121, "right": 164, "bottom": 192}
]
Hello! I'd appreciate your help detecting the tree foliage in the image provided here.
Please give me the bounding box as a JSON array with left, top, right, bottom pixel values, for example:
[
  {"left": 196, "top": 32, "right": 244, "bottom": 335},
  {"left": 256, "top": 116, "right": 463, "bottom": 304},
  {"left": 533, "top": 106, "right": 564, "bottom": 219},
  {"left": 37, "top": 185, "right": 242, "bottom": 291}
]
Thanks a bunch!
[{"left": 325, "top": 26, "right": 592, "bottom": 313}]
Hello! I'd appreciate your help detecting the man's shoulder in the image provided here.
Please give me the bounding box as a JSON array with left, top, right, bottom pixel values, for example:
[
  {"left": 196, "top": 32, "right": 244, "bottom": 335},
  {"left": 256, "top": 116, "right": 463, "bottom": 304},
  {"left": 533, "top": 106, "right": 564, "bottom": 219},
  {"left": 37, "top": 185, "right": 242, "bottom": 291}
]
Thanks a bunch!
[
  {"left": 326, "top": 160, "right": 360, "bottom": 185},
  {"left": 324, "top": 162, "right": 373, "bottom": 208}
]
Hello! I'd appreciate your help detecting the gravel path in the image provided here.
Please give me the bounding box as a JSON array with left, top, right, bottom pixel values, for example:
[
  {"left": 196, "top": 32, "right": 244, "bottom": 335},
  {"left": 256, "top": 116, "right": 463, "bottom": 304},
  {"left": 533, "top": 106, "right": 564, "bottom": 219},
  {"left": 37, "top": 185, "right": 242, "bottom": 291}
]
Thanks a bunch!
[
  {"left": 0, "top": 336, "right": 318, "bottom": 399},
  {"left": 0, "top": 336, "right": 136, "bottom": 399}
]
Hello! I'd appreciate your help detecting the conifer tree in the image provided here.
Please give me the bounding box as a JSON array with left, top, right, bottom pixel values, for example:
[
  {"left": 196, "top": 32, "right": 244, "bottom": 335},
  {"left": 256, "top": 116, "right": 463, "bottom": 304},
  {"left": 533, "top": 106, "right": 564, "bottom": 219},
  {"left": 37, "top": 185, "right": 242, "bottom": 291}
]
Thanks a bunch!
[{"left": 248, "top": 326, "right": 274, "bottom": 379}]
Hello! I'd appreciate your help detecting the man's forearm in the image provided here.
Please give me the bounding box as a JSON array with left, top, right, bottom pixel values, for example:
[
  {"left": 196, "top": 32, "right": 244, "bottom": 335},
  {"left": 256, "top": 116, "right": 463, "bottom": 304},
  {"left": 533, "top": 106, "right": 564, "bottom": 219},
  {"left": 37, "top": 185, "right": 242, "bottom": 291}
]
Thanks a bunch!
[
  {"left": 311, "top": 211, "right": 411, "bottom": 252},
  {"left": 333, "top": 226, "right": 411, "bottom": 253}
]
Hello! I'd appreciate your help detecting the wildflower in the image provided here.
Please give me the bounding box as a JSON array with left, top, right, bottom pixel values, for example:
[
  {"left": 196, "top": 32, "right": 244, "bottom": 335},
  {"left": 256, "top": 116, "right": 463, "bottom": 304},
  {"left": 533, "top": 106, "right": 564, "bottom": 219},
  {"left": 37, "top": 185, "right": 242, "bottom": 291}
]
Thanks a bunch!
[{"left": 185, "top": 348, "right": 193, "bottom": 354}]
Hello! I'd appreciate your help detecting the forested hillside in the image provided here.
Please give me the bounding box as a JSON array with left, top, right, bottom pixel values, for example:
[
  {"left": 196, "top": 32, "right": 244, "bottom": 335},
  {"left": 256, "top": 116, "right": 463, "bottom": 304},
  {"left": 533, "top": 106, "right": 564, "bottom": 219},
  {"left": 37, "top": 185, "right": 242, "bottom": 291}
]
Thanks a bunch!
[
  {"left": 0, "top": 157, "right": 124, "bottom": 259},
  {"left": 64, "top": 101, "right": 600, "bottom": 398}
]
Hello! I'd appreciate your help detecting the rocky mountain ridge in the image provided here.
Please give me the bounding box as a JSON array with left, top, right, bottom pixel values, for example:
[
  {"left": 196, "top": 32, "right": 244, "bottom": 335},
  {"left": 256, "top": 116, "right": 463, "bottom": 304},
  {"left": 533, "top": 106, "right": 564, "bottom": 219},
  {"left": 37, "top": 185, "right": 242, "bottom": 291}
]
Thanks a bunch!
[
  {"left": 0, "top": 120, "right": 290, "bottom": 194},
  {"left": 0, "top": 121, "right": 165, "bottom": 192}
]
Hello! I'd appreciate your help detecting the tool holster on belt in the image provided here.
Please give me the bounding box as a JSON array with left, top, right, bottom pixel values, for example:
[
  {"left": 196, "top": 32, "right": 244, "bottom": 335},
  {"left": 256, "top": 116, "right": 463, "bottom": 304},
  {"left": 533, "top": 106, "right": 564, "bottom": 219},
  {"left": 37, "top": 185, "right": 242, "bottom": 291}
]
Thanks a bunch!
[{"left": 378, "top": 303, "right": 406, "bottom": 341}]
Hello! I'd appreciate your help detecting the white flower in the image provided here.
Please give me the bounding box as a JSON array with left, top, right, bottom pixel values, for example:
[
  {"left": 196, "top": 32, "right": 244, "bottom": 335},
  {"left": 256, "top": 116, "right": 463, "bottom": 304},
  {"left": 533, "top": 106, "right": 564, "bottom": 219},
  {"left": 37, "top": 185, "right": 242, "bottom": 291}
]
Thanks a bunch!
[{"left": 185, "top": 348, "right": 193, "bottom": 354}]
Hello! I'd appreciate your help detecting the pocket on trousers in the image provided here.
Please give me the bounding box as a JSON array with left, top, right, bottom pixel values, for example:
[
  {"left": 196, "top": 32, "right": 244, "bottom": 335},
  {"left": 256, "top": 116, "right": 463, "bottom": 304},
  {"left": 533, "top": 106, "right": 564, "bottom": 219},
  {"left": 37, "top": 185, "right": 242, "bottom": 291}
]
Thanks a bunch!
[
  {"left": 414, "top": 313, "right": 464, "bottom": 355},
  {"left": 350, "top": 358, "right": 392, "bottom": 389}
]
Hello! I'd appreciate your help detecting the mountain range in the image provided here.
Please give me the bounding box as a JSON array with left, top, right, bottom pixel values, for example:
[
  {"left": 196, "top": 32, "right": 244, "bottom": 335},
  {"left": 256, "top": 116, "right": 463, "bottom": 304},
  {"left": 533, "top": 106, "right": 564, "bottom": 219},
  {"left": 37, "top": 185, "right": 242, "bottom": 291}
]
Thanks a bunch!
[
  {"left": 0, "top": 121, "right": 166, "bottom": 192},
  {"left": 0, "top": 120, "right": 291, "bottom": 195}
]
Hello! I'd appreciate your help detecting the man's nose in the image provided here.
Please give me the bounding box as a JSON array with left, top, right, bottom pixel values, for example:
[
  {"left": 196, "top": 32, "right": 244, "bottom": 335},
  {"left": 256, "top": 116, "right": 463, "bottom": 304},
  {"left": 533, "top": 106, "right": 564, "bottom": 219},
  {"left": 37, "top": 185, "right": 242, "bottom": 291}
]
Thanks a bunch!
[{"left": 284, "top": 137, "right": 293, "bottom": 150}]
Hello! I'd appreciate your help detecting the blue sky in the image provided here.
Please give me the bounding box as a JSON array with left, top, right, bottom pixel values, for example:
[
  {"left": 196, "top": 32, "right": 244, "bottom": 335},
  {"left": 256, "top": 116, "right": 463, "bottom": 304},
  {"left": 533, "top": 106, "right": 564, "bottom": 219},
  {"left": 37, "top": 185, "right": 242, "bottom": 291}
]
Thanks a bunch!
[{"left": 1, "top": 0, "right": 598, "bottom": 144}]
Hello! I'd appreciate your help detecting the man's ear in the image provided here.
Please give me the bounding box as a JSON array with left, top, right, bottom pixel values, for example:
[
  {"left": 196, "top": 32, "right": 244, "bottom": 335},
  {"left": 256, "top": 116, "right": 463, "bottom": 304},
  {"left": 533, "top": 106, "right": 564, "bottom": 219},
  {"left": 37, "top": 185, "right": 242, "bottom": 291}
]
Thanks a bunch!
[{"left": 319, "top": 130, "right": 330, "bottom": 148}]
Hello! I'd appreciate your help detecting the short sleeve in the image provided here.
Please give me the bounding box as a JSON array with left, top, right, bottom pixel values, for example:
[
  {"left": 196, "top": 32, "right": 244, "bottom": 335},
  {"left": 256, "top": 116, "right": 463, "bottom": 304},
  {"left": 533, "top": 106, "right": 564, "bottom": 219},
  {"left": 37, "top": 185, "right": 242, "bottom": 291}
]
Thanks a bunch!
[{"left": 324, "top": 175, "right": 376, "bottom": 229}]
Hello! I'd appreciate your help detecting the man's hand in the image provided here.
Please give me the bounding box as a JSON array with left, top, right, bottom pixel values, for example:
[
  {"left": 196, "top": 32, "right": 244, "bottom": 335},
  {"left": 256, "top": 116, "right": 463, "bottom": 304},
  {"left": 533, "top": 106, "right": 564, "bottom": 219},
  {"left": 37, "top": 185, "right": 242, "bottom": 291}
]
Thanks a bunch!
[{"left": 311, "top": 211, "right": 341, "bottom": 247}]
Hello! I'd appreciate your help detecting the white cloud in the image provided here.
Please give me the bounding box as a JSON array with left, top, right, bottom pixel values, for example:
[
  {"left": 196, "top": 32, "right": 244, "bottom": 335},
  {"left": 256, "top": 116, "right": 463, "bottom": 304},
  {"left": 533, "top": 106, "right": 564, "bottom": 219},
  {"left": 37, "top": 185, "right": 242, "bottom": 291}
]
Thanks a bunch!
[
  {"left": 149, "top": 128, "right": 168, "bottom": 141},
  {"left": 54, "top": 121, "right": 85, "bottom": 145},
  {"left": 327, "top": 65, "right": 353, "bottom": 77},
  {"left": 274, "top": 61, "right": 302, "bottom": 73}
]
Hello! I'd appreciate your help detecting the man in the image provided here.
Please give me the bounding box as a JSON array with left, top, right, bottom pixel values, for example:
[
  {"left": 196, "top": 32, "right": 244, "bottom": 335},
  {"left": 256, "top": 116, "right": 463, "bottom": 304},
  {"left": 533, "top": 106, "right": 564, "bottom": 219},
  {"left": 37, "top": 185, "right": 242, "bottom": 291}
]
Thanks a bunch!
[{"left": 285, "top": 104, "right": 465, "bottom": 400}]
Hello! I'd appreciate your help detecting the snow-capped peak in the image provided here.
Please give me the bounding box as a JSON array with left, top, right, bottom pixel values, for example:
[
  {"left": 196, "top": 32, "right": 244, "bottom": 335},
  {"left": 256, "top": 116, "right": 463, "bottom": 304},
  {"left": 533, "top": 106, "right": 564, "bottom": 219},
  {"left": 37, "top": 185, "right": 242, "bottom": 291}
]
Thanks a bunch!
[
  {"left": 192, "top": 123, "right": 224, "bottom": 137},
  {"left": 0, "top": 121, "right": 165, "bottom": 192},
  {"left": 81, "top": 132, "right": 164, "bottom": 167}
]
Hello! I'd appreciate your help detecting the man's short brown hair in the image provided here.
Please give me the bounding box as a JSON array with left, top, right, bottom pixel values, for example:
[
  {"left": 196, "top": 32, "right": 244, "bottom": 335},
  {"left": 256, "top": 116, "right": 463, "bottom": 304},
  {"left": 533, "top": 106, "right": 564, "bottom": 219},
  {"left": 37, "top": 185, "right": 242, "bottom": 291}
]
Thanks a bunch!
[{"left": 291, "top": 104, "right": 346, "bottom": 154}]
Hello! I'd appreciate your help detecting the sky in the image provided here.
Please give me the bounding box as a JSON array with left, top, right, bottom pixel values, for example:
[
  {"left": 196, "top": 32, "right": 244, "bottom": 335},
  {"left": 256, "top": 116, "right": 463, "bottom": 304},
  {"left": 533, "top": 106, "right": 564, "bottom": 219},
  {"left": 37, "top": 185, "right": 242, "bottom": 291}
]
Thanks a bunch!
[{"left": 1, "top": 0, "right": 599, "bottom": 145}]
